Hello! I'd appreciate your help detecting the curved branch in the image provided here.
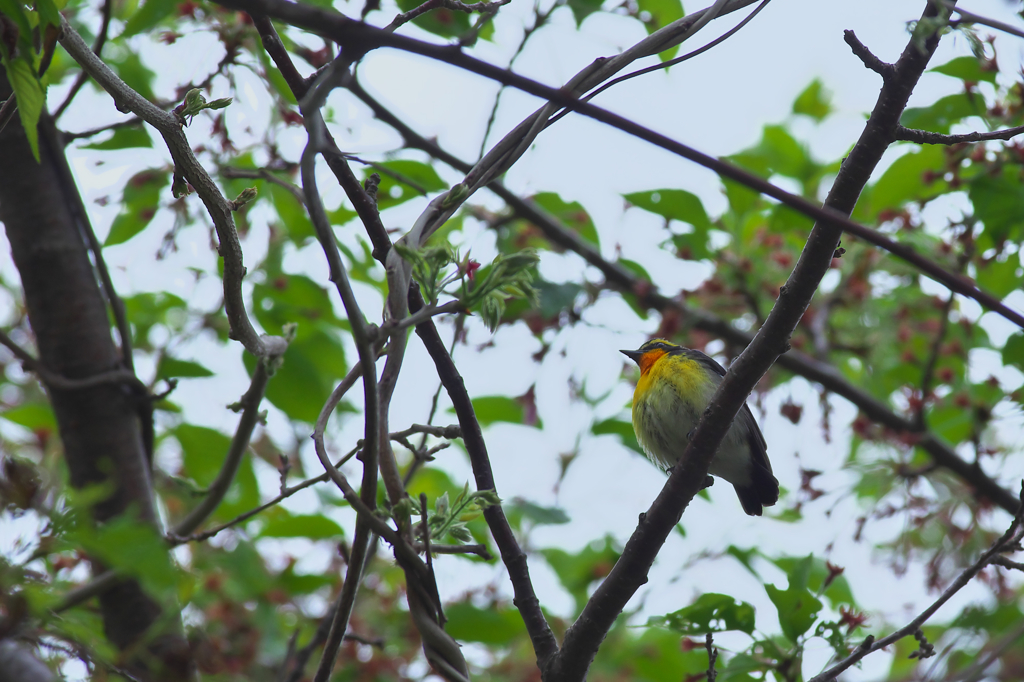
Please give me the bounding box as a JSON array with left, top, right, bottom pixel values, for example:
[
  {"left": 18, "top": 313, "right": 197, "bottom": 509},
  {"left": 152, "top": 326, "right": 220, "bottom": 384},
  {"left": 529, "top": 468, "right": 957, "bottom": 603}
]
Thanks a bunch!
[
  {"left": 57, "top": 18, "right": 286, "bottom": 360},
  {"left": 895, "top": 123, "right": 1024, "bottom": 144},
  {"left": 171, "top": 359, "right": 274, "bottom": 536},
  {"left": 54, "top": 0, "right": 113, "bottom": 120},
  {"left": 411, "top": 287, "right": 559, "bottom": 668},
  {"left": 808, "top": 483, "right": 1024, "bottom": 682}
]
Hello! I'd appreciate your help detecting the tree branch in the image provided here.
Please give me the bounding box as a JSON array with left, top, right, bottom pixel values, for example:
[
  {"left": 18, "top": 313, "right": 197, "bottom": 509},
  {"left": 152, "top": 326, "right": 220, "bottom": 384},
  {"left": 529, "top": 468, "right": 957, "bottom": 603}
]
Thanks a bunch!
[
  {"left": 934, "top": 0, "right": 1024, "bottom": 41},
  {"left": 0, "top": 640, "right": 58, "bottom": 682},
  {"left": 57, "top": 17, "right": 287, "bottom": 361},
  {"left": 807, "top": 483, "right": 1024, "bottom": 682},
  {"left": 895, "top": 123, "right": 1024, "bottom": 144},
  {"left": 171, "top": 359, "right": 275, "bottom": 536},
  {"left": 412, "top": 287, "right": 559, "bottom": 668},
  {"left": 844, "top": 29, "right": 895, "bottom": 79},
  {"left": 54, "top": 0, "right": 114, "bottom": 119}
]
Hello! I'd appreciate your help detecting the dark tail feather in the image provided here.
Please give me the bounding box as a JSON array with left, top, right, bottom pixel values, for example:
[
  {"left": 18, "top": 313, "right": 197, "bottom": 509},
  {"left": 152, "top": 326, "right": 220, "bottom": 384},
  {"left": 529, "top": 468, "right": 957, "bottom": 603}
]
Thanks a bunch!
[{"left": 734, "top": 463, "right": 780, "bottom": 516}]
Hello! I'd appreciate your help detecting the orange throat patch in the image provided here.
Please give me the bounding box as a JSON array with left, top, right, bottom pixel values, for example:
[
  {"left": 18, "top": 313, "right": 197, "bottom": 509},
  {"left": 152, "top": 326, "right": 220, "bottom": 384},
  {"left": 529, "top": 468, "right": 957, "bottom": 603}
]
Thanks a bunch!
[{"left": 638, "top": 349, "right": 667, "bottom": 376}]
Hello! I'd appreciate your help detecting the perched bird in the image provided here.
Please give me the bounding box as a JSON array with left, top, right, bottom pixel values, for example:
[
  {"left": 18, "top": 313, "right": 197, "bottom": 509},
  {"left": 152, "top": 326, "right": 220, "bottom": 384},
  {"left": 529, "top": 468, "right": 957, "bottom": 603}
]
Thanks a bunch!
[{"left": 621, "top": 339, "right": 779, "bottom": 516}]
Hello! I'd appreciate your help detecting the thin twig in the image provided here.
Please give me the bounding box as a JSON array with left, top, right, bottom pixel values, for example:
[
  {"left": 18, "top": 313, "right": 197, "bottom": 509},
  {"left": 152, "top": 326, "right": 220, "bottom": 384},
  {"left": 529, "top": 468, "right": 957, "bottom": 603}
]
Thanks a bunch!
[
  {"left": 299, "top": 66, "right": 385, "bottom": 682},
  {"left": 933, "top": 0, "right": 1024, "bottom": 40},
  {"left": 52, "top": 571, "right": 121, "bottom": 613},
  {"left": 169, "top": 449, "right": 360, "bottom": 544},
  {"left": 808, "top": 484, "right": 1024, "bottom": 682},
  {"left": 411, "top": 287, "right": 559, "bottom": 665},
  {"left": 478, "top": 2, "right": 557, "bottom": 159},
  {"left": 54, "top": 0, "right": 114, "bottom": 120},
  {"left": 172, "top": 359, "right": 274, "bottom": 536},
  {"left": 62, "top": 117, "right": 144, "bottom": 143},
  {"left": 385, "top": 0, "right": 510, "bottom": 32},
  {"left": 991, "top": 555, "right": 1024, "bottom": 572},
  {"left": 58, "top": 17, "right": 287, "bottom": 361},
  {"left": 413, "top": 542, "right": 492, "bottom": 559},
  {"left": 895, "top": 123, "right": 1024, "bottom": 145},
  {"left": 221, "top": 166, "right": 306, "bottom": 206},
  {"left": 705, "top": 633, "right": 718, "bottom": 682},
  {"left": 547, "top": 0, "right": 772, "bottom": 128},
  {"left": 915, "top": 292, "right": 956, "bottom": 430},
  {"left": 844, "top": 30, "right": 896, "bottom": 79}
]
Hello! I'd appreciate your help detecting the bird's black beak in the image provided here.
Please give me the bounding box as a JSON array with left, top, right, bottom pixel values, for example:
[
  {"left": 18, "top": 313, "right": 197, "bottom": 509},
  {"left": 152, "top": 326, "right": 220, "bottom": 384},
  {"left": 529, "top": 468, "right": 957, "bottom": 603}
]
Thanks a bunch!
[{"left": 620, "top": 349, "right": 643, "bottom": 364}]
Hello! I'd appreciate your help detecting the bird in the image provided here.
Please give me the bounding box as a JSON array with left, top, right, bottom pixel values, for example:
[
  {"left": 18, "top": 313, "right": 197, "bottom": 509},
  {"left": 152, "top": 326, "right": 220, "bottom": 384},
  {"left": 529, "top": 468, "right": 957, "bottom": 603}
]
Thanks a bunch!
[{"left": 621, "top": 338, "right": 779, "bottom": 516}]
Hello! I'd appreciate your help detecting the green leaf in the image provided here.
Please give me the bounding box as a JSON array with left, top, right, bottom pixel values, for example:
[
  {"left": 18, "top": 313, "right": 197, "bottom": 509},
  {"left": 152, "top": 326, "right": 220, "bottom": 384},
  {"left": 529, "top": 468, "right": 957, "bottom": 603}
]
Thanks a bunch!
[
  {"left": 5, "top": 57, "right": 44, "bottom": 162},
  {"left": 900, "top": 93, "right": 982, "bottom": 134},
  {"left": 592, "top": 417, "right": 642, "bottom": 456},
  {"left": 277, "top": 565, "right": 334, "bottom": 595},
  {"left": 123, "top": 291, "right": 187, "bottom": 349},
  {"left": 1003, "top": 333, "right": 1024, "bottom": 371},
  {"left": 176, "top": 424, "right": 233, "bottom": 486},
  {"left": 975, "top": 255, "right": 1022, "bottom": 298},
  {"left": 461, "top": 395, "right": 525, "bottom": 427},
  {"left": 156, "top": 356, "right": 215, "bottom": 379},
  {"left": 394, "top": 0, "right": 472, "bottom": 38},
  {"left": 35, "top": 0, "right": 62, "bottom": 27},
  {"left": 73, "top": 515, "right": 179, "bottom": 599},
  {"left": 80, "top": 125, "right": 152, "bottom": 150},
  {"left": 792, "top": 79, "right": 832, "bottom": 121},
  {"left": 566, "top": 0, "right": 603, "bottom": 26},
  {"left": 722, "top": 177, "right": 760, "bottom": 217},
  {"left": 372, "top": 159, "right": 447, "bottom": 209},
  {"left": 648, "top": 593, "right": 757, "bottom": 635},
  {"left": 105, "top": 169, "right": 168, "bottom": 246},
  {"left": 624, "top": 188, "right": 711, "bottom": 232},
  {"left": 533, "top": 192, "right": 600, "bottom": 248},
  {"left": 195, "top": 541, "right": 273, "bottom": 601},
  {"left": 534, "top": 280, "right": 583, "bottom": 319},
  {"left": 244, "top": 328, "right": 349, "bottom": 423},
  {"left": 505, "top": 498, "right": 571, "bottom": 526},
  {"left": 267, "top": 182, "right": 315, "bottom": 244},
  {"left": 541, "top": 536, "right": 620, "bottom": 612},
  {"left": 638, "top": 0, "right": 684, "bottom": 60},
  {"left": 263, "top": 60, "right": 298, "bottom": 105},
  {"left": 0, "top": 0, "right": 32, "bottom": 37},
  {"left": 259, "top": 510, "right": 344, "bottom": 539},
  {"left": 970, "top": 170, "right": 1024, "bottom": 246},
  {"left": 772, "top": 555, "right": 855, "bottom": 607},
  {"left": 765, "top": 581, "right": 823, "bottom": 643},
  {"left": 445, "top": 602, "right": 527, "bottom": 644},
  {"left": 930, "top": 55, "right": 997, "bottom": 84},
  {"left": 122, "top": 0, "right": 179, "bottom": 36},
  {"left": 252, "top": 274, "right": 344, "bottom": 337},
  {"left": 870, "top": 145, "right": 946, "bottom": 216},
  {"left": 108, "top": 51, "right": 156, "bottom": 102},
  {"left": 174, "top": 424, "right": 260, "bottom": 520},
  {"left": 927, "top": 404, "right": 973, "bottom": 444},
  {"left": 1, "top": 403, "right": 58, "bottom": 432}
]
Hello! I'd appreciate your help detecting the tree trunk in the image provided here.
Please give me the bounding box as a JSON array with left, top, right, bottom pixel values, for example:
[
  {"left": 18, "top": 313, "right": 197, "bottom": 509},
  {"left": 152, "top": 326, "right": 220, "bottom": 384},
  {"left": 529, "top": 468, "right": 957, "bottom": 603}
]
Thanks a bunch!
[{"left": 0, "top": 74, "right": 195, "bottom": 681}]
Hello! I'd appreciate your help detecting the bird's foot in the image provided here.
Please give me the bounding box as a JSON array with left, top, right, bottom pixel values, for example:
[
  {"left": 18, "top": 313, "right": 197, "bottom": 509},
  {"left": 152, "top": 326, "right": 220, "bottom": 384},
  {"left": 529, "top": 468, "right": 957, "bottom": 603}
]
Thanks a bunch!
[{"left": 702, "top": 475, "right": 714, "bottom": 490}]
